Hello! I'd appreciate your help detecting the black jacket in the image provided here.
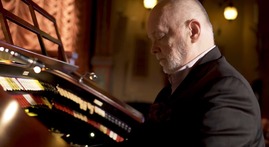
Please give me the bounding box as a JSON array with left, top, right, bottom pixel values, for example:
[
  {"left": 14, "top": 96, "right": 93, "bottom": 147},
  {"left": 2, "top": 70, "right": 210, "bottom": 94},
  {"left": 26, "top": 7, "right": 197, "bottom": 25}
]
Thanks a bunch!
[{"left": 128, "top": 46, "right": 265, "bottom": 147}]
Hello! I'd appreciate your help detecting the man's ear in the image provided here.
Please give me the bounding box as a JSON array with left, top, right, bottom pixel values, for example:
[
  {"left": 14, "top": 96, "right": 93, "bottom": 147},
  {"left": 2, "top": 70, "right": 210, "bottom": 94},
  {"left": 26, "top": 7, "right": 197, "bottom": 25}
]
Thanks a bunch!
[{"left": 188, "top": 19, "right": 200, "bottom": 43}]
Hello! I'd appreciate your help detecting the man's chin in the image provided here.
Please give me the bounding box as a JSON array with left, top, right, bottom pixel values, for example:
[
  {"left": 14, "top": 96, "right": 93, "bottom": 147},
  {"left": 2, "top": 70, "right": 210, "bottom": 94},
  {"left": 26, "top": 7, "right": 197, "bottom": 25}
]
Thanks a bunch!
[{"left": 162, "top": 68, "right": 172, "bottom": 74}]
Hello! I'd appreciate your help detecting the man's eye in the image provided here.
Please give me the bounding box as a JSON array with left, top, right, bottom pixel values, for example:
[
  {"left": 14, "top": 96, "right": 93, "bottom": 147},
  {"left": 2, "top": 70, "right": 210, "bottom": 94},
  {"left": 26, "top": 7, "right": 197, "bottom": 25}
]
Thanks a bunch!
[{"left": 156, "top": 33, "right": 165, "bottom": 40}]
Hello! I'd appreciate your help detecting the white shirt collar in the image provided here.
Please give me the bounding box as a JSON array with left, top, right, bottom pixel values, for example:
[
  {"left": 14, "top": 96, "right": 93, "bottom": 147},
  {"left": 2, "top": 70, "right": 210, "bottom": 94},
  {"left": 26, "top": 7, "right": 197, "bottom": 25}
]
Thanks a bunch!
[{"left": 169, "top": 45, "right": 216, "bottom": 93}]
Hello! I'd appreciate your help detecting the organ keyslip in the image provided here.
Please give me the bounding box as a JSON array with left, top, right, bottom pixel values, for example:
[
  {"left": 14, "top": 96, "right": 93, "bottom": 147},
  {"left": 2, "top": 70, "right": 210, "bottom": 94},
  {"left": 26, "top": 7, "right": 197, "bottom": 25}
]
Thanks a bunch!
[{"left": 0, "top": 0, "right": 144, "bottom": 146}]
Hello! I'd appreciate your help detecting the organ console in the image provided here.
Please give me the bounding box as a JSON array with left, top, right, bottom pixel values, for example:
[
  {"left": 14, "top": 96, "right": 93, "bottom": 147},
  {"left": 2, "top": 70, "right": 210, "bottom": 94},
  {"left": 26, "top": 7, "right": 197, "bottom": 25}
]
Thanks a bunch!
[{"left": 0, "top": 0, "right": 144, "bottom": 146}]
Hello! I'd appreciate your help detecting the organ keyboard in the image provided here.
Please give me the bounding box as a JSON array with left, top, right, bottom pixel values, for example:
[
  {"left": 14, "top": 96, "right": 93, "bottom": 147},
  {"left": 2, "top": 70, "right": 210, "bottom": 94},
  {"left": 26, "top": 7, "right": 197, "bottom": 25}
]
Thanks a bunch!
[{"left": 0, "top": 0, "right": 144, "bottom": 146}]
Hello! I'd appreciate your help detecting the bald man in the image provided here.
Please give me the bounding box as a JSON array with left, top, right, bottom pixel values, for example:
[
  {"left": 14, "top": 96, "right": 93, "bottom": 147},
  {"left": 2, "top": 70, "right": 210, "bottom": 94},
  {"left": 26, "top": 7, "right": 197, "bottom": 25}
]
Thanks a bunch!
[{"left": 126, "top": 0, "right": 265, "bottom": 146}]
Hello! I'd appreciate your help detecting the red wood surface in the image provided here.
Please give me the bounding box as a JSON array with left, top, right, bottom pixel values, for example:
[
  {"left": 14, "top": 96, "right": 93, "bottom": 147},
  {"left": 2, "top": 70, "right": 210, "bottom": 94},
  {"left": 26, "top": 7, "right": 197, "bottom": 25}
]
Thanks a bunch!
[{"left": 0, "top": 86, "right": 70, "bottom": 147}]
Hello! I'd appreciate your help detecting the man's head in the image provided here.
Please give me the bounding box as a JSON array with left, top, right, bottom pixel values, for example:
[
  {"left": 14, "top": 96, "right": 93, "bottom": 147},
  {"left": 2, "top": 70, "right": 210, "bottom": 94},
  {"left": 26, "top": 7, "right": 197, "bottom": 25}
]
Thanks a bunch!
[{"left": 147, "top": 0, "right": 215, "bottom": 74}]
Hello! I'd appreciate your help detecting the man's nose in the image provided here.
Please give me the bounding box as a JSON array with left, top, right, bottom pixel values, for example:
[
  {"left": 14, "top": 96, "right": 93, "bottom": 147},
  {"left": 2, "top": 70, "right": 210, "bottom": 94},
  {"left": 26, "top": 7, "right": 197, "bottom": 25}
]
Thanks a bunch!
[{"left": 151, "top": 44, "right": 160, "bottom": 54}]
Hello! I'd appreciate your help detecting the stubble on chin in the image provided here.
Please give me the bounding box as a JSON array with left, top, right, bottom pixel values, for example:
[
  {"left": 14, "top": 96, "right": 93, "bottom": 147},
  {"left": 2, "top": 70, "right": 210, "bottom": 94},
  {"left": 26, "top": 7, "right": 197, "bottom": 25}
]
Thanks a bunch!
[{"left": 160, "top": 61, "right": 172, "bottom": 74}]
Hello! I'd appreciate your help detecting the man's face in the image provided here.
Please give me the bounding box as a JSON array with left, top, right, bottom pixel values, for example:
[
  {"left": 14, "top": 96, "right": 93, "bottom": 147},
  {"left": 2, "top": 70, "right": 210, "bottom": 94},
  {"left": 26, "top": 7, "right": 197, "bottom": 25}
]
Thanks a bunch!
[{"left": 147, "top": 7, "right": 189, "bottom": 74}]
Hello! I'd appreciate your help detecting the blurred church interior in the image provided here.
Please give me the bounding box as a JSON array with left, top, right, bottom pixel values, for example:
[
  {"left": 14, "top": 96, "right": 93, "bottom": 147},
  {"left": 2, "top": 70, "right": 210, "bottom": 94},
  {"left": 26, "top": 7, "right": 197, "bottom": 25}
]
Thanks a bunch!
[
  {"left": 2, "top": 0, "right": 269, "bottom": 142},
  {"left": 2, "top": 0, "right": 269, "bottom": 146}
]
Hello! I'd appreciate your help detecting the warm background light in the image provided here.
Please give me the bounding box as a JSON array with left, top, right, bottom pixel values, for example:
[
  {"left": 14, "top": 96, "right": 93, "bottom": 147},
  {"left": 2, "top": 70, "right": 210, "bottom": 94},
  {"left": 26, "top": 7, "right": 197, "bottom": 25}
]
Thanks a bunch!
[
  {"left": 224, "top": 6, "right": 238, "bottom": 20},
  {"left": 143, "top": 0, "right": 157, "bottom": 9}
]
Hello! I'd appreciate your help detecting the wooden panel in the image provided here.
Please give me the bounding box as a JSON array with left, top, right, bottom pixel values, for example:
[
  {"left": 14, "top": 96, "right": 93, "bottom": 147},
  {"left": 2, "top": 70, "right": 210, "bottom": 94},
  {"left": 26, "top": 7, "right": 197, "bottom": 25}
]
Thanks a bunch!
[{"left": 0, "top": 86, "right": 70, "bottom": 147}]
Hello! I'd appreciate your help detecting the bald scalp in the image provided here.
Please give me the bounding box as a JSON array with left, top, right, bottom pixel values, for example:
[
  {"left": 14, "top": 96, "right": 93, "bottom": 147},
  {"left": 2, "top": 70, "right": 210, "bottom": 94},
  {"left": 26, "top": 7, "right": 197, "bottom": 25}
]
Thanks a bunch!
[
  {"left": 157, "top": 0, "right": 214, "bottom": 47},
  {"left": 155, "top": 0, "right": 212, "bottom": 31},
  {"left": 148, "top": 0, "right": 215, "bottom": 58}
]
